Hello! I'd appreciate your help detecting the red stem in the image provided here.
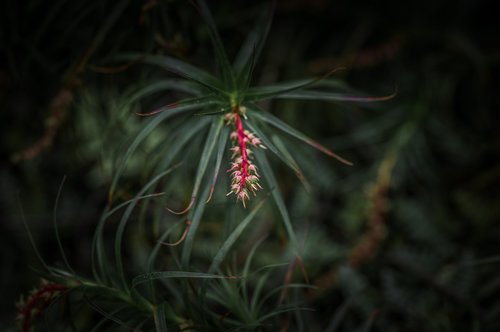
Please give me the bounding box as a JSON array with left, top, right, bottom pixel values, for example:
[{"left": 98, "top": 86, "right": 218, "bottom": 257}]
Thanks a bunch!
[{"left": 233, "top": 108, "right": 248, "bottom": 191}]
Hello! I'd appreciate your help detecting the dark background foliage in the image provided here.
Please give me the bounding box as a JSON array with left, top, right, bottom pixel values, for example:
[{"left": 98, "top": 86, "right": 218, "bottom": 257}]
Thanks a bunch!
[{"left": 1, "top": 0, "right": 498, "bottom": 330}]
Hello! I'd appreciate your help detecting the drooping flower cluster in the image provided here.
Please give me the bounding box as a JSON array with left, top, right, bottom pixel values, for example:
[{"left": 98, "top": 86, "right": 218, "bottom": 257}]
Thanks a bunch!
[
  {"left": 224, "top": 106, "right": 265, "bottom": 207},
  {"left": 17, "top": 279, "right": 67, "bottom": 331}
]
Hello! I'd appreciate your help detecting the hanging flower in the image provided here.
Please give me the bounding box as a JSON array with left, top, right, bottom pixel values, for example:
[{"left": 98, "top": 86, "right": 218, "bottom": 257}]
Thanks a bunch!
[{"left": 224, "top": 106, "right": 265, "bottom": 207}]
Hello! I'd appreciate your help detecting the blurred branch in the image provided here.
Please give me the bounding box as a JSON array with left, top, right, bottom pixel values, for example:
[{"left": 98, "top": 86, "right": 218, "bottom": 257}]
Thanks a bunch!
[{"left": 11, "top": 0, "right": 130, "bottom": 163}]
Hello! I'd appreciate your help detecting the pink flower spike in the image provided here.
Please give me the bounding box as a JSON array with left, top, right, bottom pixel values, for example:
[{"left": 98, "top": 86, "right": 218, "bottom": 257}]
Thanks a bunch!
[{"left": 224, "top": 105, "right": 266, "bottom": 207}]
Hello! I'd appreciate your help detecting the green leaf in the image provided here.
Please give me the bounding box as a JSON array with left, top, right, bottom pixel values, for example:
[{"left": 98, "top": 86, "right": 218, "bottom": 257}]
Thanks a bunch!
[
  {"left": 250, "top": 270, "right": 272, "bottom": 313},
  {"left": 18, "top": 196, "right": 52, "bottom": 275},
  {"left": 153, "top": 303, "right": 168, "bottom": 332},
  {"left": 132, "top": 271, "right": 227, "bottom": 288},
  {"left": 53, "top": 175, "right": 74, "bottom": 275},
  {"left": 83, "top": 294, "right": 134, "bottom": 329},
  {"left": 181, "top": 185, "right": 210, "bottom": 268},
  {"left": 92, "top": 192, "right": 167, "bottom": 285},
  {"left": 121, "top": 53, "right": 225, "bottom": 95},
  {"left": 241, "top": 237, "right": 267, "bottom": 304},
  {"left": 236, "top": 45, "right": 256, "bottom": 99},
  {"left": 245, "top": 119, "right": 309, "bottom": 187},
  {"left": 276, "top": 89, "right": 397, "bottom": 103},
  {"left": 114, "top": 168, "right": 176, "bottom": 291},
  {"left": 244, "top": 68, "right": 343, "bottom": 102},
  {"left": 245, "top": 78, "right": 318, "bottom": 102},
  {"left": 208, "top": 198, "right": 266, "bottom": 273},
  {"left": 135, "top": 95, "right": 222, "bottom": 117},
  {"left": 271, "top": 135, "right": 311, "bottom": 191},
  {"left": 128, "top": 79, "right": 206, "bottom": 103},
  {"left": 167, "top": 117, "right": 223, "bottom": 214},
  {"left": 178, "top": 120, "right": 223, "bottom": 268},
  {"left": 256, "top": 283, "right": 317, "bottom": 313},
  {"left": 147, "top": 219, "right": 186, "bottom": 273},
  {"left": 108, "top": 98, "right": 212, "bottom": 202},
  {"left": 195, "top": 0, "right": 236, "bottom": 90},
  {"left": 325, "top": 298, "right": 353, "bottom": 332},
  {"left": 248, "top": 106, "right": 353, "bottom": 165},
  {"left": 206, "top": 125, "right": 229, "bottom": 203},
  {"left": 256, "top": 306, "right": 314, "bottom": 324},
  {"left": 152, "top": 117, "right": 211, "bottom": 175},
  {"left": 254, "top": 149, "right": 298, "bottom": 246},
  {"left": 233, "top": 1, "right": 275, "bottom": 75}
]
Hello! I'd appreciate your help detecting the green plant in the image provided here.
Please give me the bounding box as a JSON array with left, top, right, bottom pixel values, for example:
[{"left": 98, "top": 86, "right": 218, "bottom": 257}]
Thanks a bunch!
[{"left": 17, "top": 1, "right": 394, "bottom": 331}]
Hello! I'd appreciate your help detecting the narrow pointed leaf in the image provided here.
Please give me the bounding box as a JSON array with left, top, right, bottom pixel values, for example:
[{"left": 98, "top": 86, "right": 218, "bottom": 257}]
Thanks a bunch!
[
  {"left": 246, "top": 119, "right": 307, "bottom": 184},
  {"left": 272, "top": 135, "right": 311, "bottom": 191},
  {"left": 109, "top": 98, "right": 212, "bottom": 201},
  {"left": 128, "top": 79, "right": 206, "bottom": 104},
  {"left": 147, "top": 219, "right": 186, "bottom": 272},
  {"left": 114, "top": 168, "right": 176, "bottom": 291},
  {"left": 236, "top": 45, "right": 257, "bottom": 98},
  {"left": 168, "top": 117, "right": 223, "bottom": 213},
  {"left": 83, "top": 295, "right": 134, "bottom": 329},
  {"left": 120, "top": 53, "right": 225, "bottom": 94},
  {"left": 251, "top": 268, "right": 280, "bottom": 311},
  {"left": 153, "top": 303, "right": 168, "bottom": 332},
  {"left": 254, "top": 149, "right": 298, "bottom": 246},
  {"left": 135, "top": 95, "right": 221, "bottom": 117},
  {"left": 277, "top": 89, "right": 397, "bottom": 103},
  {"left": 249, "top": 106, "right": 353, "bottom": 165},
  {"left": 53, "top": 175, "right": 74, "bottom": 274},
  {"left": 91, "top": 191, "right": 166, "bottom": 285},
  {"left": 152, "top": 117, "right": 211, "bottom": 175},
  {"left": 208, "top": 198, "right": 266, "bottom": 273},
  {"left": 233, "top": 1, "right": 275, "bottom": 74},
  {"left": 206, "top": 125, "right": 229, "bottom": 202},
  {"left": 181, "top": 185, "right": 211, "bottom": 267},
  {"left": 257, "top": 283, "right": 317, "bottom": 312},
  {"left": 245, "top": 79, "right": 316, "bottom": 102},
  {"left": 245, "top": 68, "right": 343, "bottom": 102},
  {"left": 18, "top": 197, "right": 52, "bottom": 275},
  {"left": 195, "top": 0, "right": 235, "bottom": 89},
  {"left": 257, "top": 306, "right": 314, "bottom": 324},
  {"left": 242, "top": 236, "right": 267, "bottom": 303},
  {"left": 132, "top": 271, "right": 227, "bottom": 288},
  {"left": 325, "top": 298, "right": 354, "bottom": 332}
]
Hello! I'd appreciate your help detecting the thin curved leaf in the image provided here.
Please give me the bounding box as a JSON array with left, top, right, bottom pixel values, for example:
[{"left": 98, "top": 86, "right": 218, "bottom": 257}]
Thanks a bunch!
[
  {"left": 254, "top": 149, "right": 298, "bottom": 246},
  {"left": 114, "top": 168, "right": 176, "bottom": 291},
  {"left": 119, "top": 53, "right": 224, "bottom": 95},
  {"left": 277, "top": 89, "right": 397, "bottom": 103},
  {"left": 92, "top": 192, "right": 166, "bottom": 285},
  {"left": 167, "top": 117, "right": 223, "bottom": 214},
  {"left": 248, "top": 106, "right": 353, "bottom": 165},
  {"left": 132, "top": 271, "right": 227, "bottom": 288},
  {"left": 53, "top": 175, "right": 73, "bottom": 274},
  {"left": 195, "top": 0, "right": 235, "bottom": 90},
  {"left": 108, "top": 98, "right": 213, "bottom": 202},
  {"left": 181, "top": 185, "right": 210, "bottom": 268},
  {"left": 208, "top": 198, "right": 266, "bottom": 273},
  {"left": 233, "top": 1, "right": 275, "bottom": 75},
  {"left": 206, "top": 125, "right": 229, "bottom": 203},
  {"left": 246, "top": 119, "right": 309, "bottom": 187},
  {"left": 245, "top": 68, "right": 343, "bottom": 102},
  {"left": 154, "top": 303, "right": 168, "bottom": 332},
  {"left": 128, "top": 79, "right": 206, "bottom": 103},
  {"left": 272, "top": 134, "right": 311, "bottom": 191}
]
